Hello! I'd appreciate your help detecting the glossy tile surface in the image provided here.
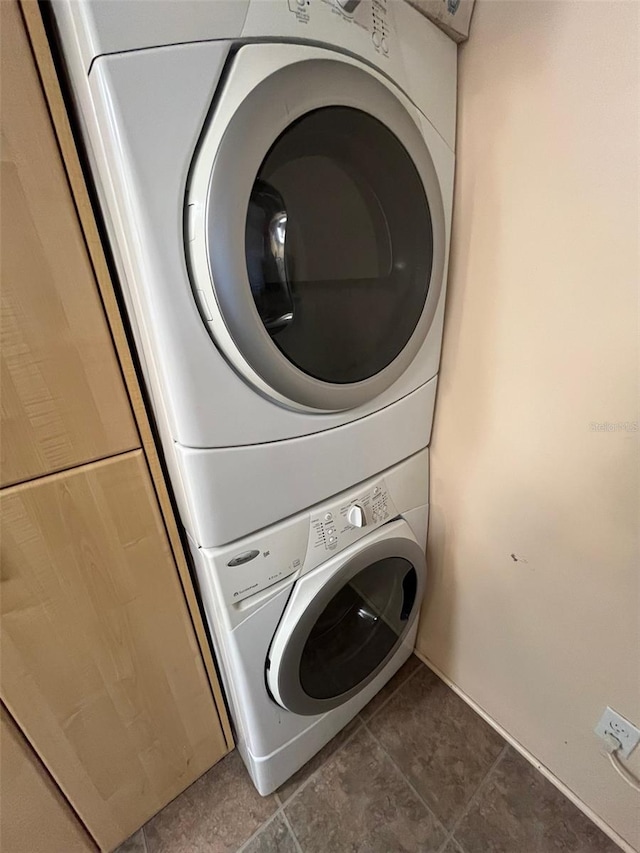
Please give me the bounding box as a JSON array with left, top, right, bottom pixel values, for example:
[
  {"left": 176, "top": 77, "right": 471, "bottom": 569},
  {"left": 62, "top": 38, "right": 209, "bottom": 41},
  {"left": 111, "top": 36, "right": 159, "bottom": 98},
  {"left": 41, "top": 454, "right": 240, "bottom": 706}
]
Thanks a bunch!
[
  {"left": 454, "top": 747, "right": 621, "bottom": 853},
  {"left": 117, "top": 658, "right": 620, "bottom": 853},
  {"left": 367, "top": 665, "right": 505, "bottom": 827},
  {"left": 285, "top": 728, "right": 446, "bottom": 853}
]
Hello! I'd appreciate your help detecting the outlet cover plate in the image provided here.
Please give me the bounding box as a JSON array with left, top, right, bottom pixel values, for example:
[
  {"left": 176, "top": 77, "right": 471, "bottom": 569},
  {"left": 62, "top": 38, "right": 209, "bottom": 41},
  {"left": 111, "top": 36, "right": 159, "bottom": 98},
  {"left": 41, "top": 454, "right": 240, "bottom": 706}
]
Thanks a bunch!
[{"left": 595, "top": 707, "right": 640, "bottom": 758}]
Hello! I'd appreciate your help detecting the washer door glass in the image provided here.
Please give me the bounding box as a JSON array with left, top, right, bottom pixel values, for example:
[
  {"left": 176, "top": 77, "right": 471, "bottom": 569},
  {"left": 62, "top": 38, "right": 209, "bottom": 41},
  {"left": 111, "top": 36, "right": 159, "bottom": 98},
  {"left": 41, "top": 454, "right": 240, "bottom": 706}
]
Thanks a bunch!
[
  {"left": 299, "top": 556, "right": 418, "bottom": 701},
  {"left": 245, "top": 107, "right": 433, "bottom": 384}
]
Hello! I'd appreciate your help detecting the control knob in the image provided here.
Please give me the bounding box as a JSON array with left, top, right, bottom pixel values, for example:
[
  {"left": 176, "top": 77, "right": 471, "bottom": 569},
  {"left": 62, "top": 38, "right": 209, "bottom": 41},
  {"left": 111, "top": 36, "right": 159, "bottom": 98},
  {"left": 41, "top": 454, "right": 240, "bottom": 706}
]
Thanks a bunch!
[{"left": 347, "top": 503, "right": 366, "bottom": 528}]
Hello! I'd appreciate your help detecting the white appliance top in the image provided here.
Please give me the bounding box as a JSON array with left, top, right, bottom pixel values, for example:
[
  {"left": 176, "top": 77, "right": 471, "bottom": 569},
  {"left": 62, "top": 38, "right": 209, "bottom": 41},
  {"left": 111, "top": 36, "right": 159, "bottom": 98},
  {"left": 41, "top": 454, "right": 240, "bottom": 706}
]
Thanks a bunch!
[{"left": 52, "top": 0, "right": 457, "bottom": 147}]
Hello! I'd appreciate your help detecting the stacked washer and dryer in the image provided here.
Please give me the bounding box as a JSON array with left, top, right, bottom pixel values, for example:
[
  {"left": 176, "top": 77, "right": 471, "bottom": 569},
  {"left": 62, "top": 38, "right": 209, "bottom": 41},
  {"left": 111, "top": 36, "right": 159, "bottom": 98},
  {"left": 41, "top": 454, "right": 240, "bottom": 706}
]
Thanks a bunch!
[{"left": 52, "top": 0, "right": 456, "bottom": 795}]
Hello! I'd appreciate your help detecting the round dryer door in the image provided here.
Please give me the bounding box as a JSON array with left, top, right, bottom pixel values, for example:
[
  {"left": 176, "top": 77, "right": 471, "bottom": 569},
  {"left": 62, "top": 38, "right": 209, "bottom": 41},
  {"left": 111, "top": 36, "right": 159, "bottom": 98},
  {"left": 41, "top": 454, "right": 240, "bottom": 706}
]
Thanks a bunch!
[
  {"left": 186, "top": 45, "right": 446, "bottom": 413},
  {"left": 266, "top": 523, "right": 426, "bottom": 716}
]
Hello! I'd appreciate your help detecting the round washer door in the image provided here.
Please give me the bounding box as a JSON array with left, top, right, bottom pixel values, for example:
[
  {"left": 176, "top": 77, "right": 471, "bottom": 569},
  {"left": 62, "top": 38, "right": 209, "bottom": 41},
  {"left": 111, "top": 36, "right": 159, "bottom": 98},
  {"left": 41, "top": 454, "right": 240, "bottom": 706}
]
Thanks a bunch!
[
  {"left": 266, "top": 523, "right": 426, "bottom": 716},
  {"left": 186, "top": 45, "right": 446, "bottom": 413}
]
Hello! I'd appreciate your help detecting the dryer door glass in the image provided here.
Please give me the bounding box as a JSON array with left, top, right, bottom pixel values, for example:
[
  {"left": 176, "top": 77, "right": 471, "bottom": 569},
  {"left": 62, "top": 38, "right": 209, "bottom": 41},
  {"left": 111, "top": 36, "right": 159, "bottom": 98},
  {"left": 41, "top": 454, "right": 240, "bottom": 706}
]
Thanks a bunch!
[
  {"left": 298, "top": 556, "right": 418, "bottom": 701},
  {"left": 245, "top": 107, "right": 433, "bottom": 384}
]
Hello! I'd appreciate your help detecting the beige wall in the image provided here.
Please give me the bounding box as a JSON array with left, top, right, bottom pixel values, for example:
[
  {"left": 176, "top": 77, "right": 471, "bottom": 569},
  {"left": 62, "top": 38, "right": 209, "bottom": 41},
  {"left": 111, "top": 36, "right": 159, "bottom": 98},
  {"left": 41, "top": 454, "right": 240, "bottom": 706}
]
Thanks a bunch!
[{"left": 417, "top": 1, "right": 639, "bottom": 849}]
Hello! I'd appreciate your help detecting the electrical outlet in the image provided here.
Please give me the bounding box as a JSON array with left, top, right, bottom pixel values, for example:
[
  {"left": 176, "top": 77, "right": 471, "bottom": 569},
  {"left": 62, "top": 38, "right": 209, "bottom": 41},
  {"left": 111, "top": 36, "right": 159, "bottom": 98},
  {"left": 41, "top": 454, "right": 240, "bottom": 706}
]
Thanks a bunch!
[{"left": 595, "top": 707, "right": 640, "bottom": 759}]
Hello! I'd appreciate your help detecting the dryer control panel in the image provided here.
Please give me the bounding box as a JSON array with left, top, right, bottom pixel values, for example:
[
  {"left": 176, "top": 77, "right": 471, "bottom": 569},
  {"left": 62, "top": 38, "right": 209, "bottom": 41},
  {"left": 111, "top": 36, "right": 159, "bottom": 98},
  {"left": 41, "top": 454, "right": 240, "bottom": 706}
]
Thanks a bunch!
[
  {"left": 278, "top": 0, "right": 393, "bottom": 61},
  {"left": 325, "top": 0, "right": 391, "bottom": 59}
]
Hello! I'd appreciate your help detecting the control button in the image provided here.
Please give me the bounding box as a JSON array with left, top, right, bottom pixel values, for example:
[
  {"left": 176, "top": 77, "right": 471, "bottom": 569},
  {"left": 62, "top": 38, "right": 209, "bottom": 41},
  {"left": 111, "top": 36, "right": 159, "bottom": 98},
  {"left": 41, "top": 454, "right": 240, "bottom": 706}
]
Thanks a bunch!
[
  {"left": 347, "top": 504, "right": 366, "bottom": 528},
  {"left": 297, "top": 0, "right": 305, "bottom": 4},
  {"left": 373, "top": 486, "right": 381, "bottom": 496},
  {"left": 324, "top": 512, "right": 333, "bottom": 521},
  {"left": 328, "top": 536, "right": 336, "bottom": 544},
  {"left": 337, "top": 0, "right": 361, "bottom": 11},
  {"left": 326, "top": 528, "right": 335, "bottom": 536},
  {"left": 381, "top": 36, "right": 389, "bottom": 54},
  {"left": 227, "top": 549, "right": 260, "bottom": 567},
  {"left": 372, "top": 30, "right": 382, "bottom": 48}
]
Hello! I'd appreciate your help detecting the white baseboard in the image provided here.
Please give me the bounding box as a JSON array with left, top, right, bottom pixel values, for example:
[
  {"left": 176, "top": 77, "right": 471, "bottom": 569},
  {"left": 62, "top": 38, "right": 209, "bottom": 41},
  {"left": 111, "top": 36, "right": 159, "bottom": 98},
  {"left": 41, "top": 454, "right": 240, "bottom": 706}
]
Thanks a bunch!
[{"left": 414, "top": 650, "right": 635, "bottom": 853}]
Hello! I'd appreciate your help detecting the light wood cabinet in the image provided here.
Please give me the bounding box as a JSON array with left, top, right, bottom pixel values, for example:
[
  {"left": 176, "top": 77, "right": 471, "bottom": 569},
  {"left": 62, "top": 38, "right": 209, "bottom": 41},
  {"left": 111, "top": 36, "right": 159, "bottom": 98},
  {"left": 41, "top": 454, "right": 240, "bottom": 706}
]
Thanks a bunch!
[
  {"left": 0, "top": 3, "right": 233, "bottom": 851},
  {"left": 0, "top": 452, "right": 227, "bottom": 850},
  {"left": 0, "top": 706, "right": 96, "bottom": 853},
  {"left": 0, "top": 0, "right": 138, "bottom": 488}
]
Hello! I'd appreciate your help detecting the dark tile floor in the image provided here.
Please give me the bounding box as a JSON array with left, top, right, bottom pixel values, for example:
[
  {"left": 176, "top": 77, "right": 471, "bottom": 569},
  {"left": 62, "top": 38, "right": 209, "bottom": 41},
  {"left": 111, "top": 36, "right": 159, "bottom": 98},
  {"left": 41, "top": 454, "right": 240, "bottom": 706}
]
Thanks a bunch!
[{"left": 118, "top": 658, "right": 620, "bottom": 853}]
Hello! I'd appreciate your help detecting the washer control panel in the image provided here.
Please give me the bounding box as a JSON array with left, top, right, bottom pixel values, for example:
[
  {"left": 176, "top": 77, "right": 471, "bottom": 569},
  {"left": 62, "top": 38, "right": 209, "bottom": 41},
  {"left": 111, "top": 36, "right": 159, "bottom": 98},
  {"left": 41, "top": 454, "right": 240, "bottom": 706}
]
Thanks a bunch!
[
  {"left": 305, "top": 477, "right": 398, "bottom": 573},
  {"left": 213, "top": 514, "right": 309, "bottom": 605},
  {"left": 210, "top": 449, "right": 427, "bottom": 610}
]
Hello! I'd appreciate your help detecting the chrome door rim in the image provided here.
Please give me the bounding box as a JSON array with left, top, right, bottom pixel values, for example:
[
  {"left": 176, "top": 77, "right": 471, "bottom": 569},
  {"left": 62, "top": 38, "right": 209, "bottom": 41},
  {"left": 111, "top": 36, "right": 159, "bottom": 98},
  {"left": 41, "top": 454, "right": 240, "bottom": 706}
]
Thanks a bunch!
[
  {"left": 188, "top": 51, "right": 446, "bottom": 412},
  {"left": 267, "top": 534, "right": 426, "bottom": 716}
]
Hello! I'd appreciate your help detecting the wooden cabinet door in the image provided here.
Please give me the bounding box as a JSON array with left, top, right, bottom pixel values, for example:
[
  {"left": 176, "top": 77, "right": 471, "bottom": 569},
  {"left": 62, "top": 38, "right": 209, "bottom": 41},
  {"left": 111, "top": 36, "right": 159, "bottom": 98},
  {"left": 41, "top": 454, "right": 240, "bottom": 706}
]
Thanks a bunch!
[
  {"left": 0, "top": 0, "right": 138, "bottom": 488},
  {"left": 0, "top": 706, "right": 96, "bottom": 853},
  {"left": 0, "top": 451, "right": 229, "bottom": 851}
]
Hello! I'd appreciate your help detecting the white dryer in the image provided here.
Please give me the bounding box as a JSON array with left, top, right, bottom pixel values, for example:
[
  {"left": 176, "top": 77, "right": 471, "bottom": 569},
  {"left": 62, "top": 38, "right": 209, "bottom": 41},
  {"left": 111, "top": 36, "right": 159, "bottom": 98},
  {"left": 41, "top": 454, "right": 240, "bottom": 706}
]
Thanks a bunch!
[
  {"left": 189, "top": 449, "right": 430, "bottom": 794},
  {"left": 51, "top": 0, "right": 456, "bottom": 547}
]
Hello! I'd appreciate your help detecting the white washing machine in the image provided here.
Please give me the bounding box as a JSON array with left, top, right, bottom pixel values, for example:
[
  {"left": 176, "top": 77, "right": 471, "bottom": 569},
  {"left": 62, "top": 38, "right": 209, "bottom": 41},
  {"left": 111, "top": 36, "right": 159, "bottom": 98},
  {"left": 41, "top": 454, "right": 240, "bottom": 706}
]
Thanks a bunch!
[
  {"left": 189, "top": 449, "right": 430, "bottom": 794},
  {"left": 51, "top": 0, "right": 456, "bottom": 547}
]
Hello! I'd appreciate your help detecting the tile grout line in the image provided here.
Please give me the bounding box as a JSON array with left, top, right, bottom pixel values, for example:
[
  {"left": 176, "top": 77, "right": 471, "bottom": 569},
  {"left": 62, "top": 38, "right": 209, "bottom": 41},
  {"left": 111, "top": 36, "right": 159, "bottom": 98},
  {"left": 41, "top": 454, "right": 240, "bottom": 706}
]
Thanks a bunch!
[
  {"left": 234, "top": 803, "right": 288, "bottom": 853},
  {"left": 234, "top": 717, "right": 370, "bottom": 853},
  {"left": 436, "top": 743, "right": 511, "bottom": 853},
  {"left": 362, "top": 719, "right": 450, "bottom": 843},
  {"left": 141, "top": 661, "right": 497, "bottom": 853},
  {"left": 231, "top": 659, "right": 425, "bottom": 852},
  {"left": 280, "top": 807, "right": 305, "bottom": 853},
  {"left": 274, "top": 658, "right": 422, "bottom": 811},
  {"left": 360, "top": 659, "right": 424, "bottom": 725},
  {"left": 275, "top": 718, "right": 366, "bottom": 808},
  {"left": 242, "top": 719, "right": 372, "bottom": 852}
]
